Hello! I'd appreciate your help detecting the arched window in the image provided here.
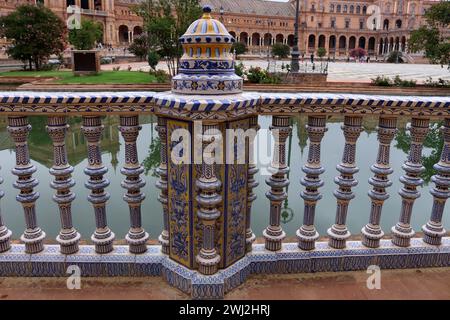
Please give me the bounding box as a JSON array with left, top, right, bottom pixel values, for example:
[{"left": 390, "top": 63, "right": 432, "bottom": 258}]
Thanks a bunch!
[
  {"left": 330, "top": 4, "right": 334, "bottom": 12},
  {"left": 362, "top": 6, "right": 367, "bottom": 14},
  {"left": 337, "top": 4, "right": 341, "bottom": 13},
  {"left": 356, "top": 5, "right": 360, "bottom": 14},
  {"left": 343, "top": 5, "right": 347, "bottom": 13},
  {"left": 350, "top": 5, "right": 354, "bottom": 14}
]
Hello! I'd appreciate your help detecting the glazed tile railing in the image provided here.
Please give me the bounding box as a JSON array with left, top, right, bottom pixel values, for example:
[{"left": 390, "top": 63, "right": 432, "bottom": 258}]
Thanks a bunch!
[{"left": 0, "top": 91, "right": 449, "bottom": 299}]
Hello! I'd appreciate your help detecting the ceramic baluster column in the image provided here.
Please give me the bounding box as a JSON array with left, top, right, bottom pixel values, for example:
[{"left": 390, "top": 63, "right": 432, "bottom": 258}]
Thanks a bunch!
[
  {"left": 362, "top": 117, "right": 397, "bottom": 248},
  {"left": 196, "top": 124, "right": 222, "bottom": 275},
  {"left": 392, "top": 118, "right": 429, "bottom": 247},
  {"left": 422, "top": 119, "right": 450, "bottom": 245},
  {"left": 328, "top": 116, "right": 363, "bottom": 249},
  {"left": 7, "top": 116, "right": 45, "bottom": 254},
  {"left": 0, "top": 166, "right": 12, "bottom": 253},
  {"left": 47, "top": 116, "right": 80, "bottom": 254},
  {"left": 297, "top": 116, "right": 327, "bottom": 251},
  {"left": 81, "top": 116, "right": 115, "bottom": 254},
  {"left": 246, "top": 115, "right": 259, "bottom": 253},
  {"left": 156, "top": 117, "right": 170, "bottom": 255},
  {"left": 119, "top": 115, "right": 149, "bottom": 254},
  {"left": 263, "top": 116, "right": 291, "bottom": 251}
]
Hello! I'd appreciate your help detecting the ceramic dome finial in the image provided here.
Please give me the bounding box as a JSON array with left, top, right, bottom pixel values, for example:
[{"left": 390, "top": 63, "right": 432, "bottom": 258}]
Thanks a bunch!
[{"left": 171, "top": 4, "right": 242, "bottom": 95}]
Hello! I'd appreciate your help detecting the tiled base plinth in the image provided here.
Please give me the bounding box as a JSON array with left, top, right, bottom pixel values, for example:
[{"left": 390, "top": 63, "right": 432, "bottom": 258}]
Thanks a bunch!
[{"left": 0, "top": 238, "right": 449, "bottom": 299}]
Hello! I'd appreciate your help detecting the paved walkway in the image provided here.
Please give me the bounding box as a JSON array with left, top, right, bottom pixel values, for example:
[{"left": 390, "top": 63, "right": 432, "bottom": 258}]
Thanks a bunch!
[
  {"left": 102, "top": 60, "right": 450, "bottom": 84},
  {"left": 0, "top": 268, "right": 448, "bottom": 300}
]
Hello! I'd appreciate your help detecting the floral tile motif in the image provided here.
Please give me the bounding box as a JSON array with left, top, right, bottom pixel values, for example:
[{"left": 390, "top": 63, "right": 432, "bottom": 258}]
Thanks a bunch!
[{"left": 342, "top": 255, "right": 376, "bottom": 271}]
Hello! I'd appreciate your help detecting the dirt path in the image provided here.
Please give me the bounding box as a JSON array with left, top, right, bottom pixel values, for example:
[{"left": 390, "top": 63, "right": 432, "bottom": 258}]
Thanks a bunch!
[{"left": 0, "top": 268, "right": 449, "bottom": 300}]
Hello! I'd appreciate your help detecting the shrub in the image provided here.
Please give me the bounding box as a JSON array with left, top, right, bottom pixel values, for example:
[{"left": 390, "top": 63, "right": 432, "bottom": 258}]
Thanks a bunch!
[
  {"left": 349, "top": 47, "right": 367, "bottom": 59},
  {"left": 128, "top": 34, "right": 149, "bottom": 61},
  {"left": 317, "top": 47, "right": 327, "bottom": 60},
  {"left": 149, "top": 69, "right": 170, "bottom": 83},
  {"left": 100, "top": 57, "right": 113, "bottom": 65},
  {"left": 231, "top": 42, "right": 247, "bottom": 58},
  {"left": 393, "top": 75, "right": 416, "bottom": 87},
  {"left": 424, "top": 77, "right": 450, "bottom": 88},
  {"left": 372, "top": 75, "right": 392, "bottom": 86},
  {"left": 147, "top": 51, "right": 160, "bottom": 71},
  {"left": 246, "top": 67, "right": 267, "bottom": 83},
  {"left": 372, "top": 75, "right": 417, "bottom": 87},
  {"left": 271, "top": 43, "right": 290, "bottom": 59},
  {"left": 261, "top": 74, "right": 282, "bottom": 84},
  {"left": 235, "top": 61, "right": 245, "bottom": 77}
]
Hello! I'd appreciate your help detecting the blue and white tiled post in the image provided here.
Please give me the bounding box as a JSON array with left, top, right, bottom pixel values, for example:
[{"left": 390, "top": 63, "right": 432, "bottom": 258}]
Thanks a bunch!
[
  {"left": 297, "top": 116, "right": 327, "bottom": 251},
  {"left": 328, "top": 116, "right": 363, "bottom": 249},
  {"left": 7, "top": 116, "right": 46, "bottom": 254},
  {"left": 246, "top": 115, "right": 259, "bottom": 253},
  {"left": 362, "top": 117, "right": 397, "bottom": 248},
  {"left": 47, "top": 116, "right": 80, "bottom": 254},
  {"left": 156, "top": 117, "right": 170, "bottom": 255},
  {"left": 81, "top": 116, "right": 115, "bottom": 254},
  {"left": 0, "top": 166, "right": 12, "bottom": 253},
  {"left": 422, "top": 118, "right": 450, "bottom": 245},
  {"left": 119, "top": 115, "right": 149, "bottom": 254},
  {"left": 392, "top": 118, "right": 430, "bottom": 247},
  {"left": 196, "top": 124, "right": 222, "bottom": 275},
  {"left": 263, "top": 116, "right": 291, "bottom": 251}
]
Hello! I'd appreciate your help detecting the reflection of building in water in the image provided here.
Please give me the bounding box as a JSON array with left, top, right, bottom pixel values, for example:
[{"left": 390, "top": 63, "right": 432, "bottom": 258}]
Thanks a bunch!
[
  {"left": 0, "top": 116, "right": 156, "bottom": 169},
  {"left": 294, "top": 116, "right": 308, "bottom": 155},
  {"left": 26, "top": 116, "right": 120, "bottom": 169}
]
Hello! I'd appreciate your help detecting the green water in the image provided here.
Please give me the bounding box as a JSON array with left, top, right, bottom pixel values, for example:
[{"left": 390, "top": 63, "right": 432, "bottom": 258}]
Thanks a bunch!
[{"left": 0, "top": 115, "right": 448, "bottom": 242}]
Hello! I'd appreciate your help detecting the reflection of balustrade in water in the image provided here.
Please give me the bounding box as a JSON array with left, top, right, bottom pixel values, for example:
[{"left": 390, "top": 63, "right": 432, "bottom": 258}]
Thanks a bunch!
[{"left": 0, "top": 91, "right": 448, "bottom": 299}]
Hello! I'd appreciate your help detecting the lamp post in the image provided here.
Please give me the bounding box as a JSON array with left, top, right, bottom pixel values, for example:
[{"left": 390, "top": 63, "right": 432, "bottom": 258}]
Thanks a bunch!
[
  {"left": 291, "top": 0, "right": 300, "bottom": 72},
  {"left": 267, "top": 19, "right": 271, "bottom": 71},
  {"left": 219, "top": 6, "right": 224, "bottom": 22}
]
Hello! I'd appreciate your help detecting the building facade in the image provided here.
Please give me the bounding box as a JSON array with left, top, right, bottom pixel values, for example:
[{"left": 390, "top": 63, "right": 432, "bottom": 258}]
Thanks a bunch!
[{"left": 0, "top": 0, "right": 441, "bottom": 58}]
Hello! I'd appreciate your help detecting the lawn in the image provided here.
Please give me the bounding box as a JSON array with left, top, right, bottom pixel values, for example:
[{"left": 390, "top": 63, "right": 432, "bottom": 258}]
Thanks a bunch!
[{"left": 0, "top": 70, "right": 157, "bottom": 84}]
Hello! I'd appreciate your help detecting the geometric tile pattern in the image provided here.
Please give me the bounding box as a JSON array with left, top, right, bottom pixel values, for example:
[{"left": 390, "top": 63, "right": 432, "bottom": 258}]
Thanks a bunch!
[
  {"left": 0, "top": 91, "right": 448, "bottom": 118},
  {"left": 0, "top": 238, "right": 448, "bottom": 299}
]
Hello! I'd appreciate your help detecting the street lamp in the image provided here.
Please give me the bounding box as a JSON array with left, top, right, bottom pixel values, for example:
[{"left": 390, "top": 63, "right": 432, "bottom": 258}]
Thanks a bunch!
[
  {"left": 219, "top": 6, "right": 224, "bottom": 22},
  {"left": 291, "top": 0, "right": 300, "bottom": 72},
  {"left": 266, "top": 19, "right": 272, "bottom": 70}
]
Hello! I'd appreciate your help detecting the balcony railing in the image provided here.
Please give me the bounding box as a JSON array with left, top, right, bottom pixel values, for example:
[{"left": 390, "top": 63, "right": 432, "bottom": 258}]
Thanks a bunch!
[
  {"left": 80, "top": 8, "right": 108, "bottom": 16},
  {"left": 0, "top": 91, "right": 448, "bottom": 299}
]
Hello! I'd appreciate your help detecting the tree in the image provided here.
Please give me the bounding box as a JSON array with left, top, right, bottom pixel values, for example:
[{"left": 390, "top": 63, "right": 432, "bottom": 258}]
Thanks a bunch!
[
  {"left": 395, "top": 122, "right": 443, "bottom": 185},
  {"left": 231, "top": 42, "right": 247, "bottom": 58},
  {"left": 0, "top": 4, "right": 66, "bottom": 70},
  {"left": 133, "top": 0, "right": 203, "bottom": 76},
  {"left": 317, "top": 47, "right": 327, "bottom": 61},
  {"left": 68, "top": 18, "right": 103, "bottom": 50},
  {"left": 349, "top": 47, "right": 367, "bottom": 59},
  {"left": 271, "top": 43, "right": 290, "bottom": 59},
  {"left": 408, "top": 2, "right": 450, "bottom": 68},
  {"left": 129, "top": 34, "right": 149, "bottom": 61}
]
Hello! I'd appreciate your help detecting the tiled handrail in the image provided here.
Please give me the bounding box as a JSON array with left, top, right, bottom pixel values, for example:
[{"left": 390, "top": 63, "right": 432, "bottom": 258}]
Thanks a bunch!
[{"left": 0, "top": 91, "right": 448, "bottom": 115}]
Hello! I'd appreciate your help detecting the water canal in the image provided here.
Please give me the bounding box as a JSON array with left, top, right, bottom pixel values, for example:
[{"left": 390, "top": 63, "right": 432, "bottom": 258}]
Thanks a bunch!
[{"left": 0, "top": 115, "right": 447, "bottom": 242}]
